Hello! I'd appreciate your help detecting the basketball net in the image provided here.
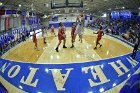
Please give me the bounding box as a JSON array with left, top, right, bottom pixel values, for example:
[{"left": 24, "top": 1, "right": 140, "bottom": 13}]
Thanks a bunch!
[{"left": 65, "top": 8, "right": 69, "bottom": 14}]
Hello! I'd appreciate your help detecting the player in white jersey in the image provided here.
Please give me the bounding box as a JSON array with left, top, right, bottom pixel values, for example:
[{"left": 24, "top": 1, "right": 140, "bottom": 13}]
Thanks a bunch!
[
  {"left": 42, "top": 27, "right": 47, "bottom": 44},
  {"left": 74, "top": 12, "right": 85, "bottom": 43}
]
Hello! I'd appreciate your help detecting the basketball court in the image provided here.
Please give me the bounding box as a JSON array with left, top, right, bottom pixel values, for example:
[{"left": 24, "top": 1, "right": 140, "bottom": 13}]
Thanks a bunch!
[
  {"left": 0, "top": 0, "right": 140, "bottom": 93},
  {"left": 2, "top": 28, "right": 132, "bottom": 63}
]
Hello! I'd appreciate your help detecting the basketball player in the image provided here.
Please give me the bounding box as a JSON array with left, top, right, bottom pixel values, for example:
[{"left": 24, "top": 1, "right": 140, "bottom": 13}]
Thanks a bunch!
[
  {"left": 42, "top": 27, "right": 47, "bottom": 44},
  {"left": 21, "top": 31, "right": 26, "bottom": 41},
  {"left": 74, "top": 12, "right": 85, "bottom": 43},
  {"left": 63, "top": 25, "right": 66, "bottom": 33},
  {"left": 70, "top": 22, "right": 76, "bottom": 48},
  {"left": 51, "top": 25, "right": 56, "bottom": 36},
  {"left": 33, "top": 29, "right": 38, "bottom": 50},
  {"left": 55, "top": 22, "right": 67, "bottom": 52},
  {"left": 131, "top": 33, "right": 140, "bottom": 59},
  {"left": 63, "top": 25, "right": 66, "bottom": 38},
  {"left": 15, "top": 30, "right": 18, "bottom": 44},
  {"left": 94, "top": 26, "right": 104, "bottom": 50}
]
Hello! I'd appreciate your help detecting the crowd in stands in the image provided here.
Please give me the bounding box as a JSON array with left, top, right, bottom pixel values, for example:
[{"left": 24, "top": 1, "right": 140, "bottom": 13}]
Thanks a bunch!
[
  {"left": 0, "top": 28, "right": 30, "bottom": 55},
  {"left": 0, "top": 18, "right": 139, "bottom": 56},
  {"left": 87, "top": 18, "right": 107, "bottom": 30},
  {"left": 106, "top": 20, "right": 140, "bottom": 43},
  {"left": 0, "top": 25, "right": 42, "bottom": 56},
  {"left": 89, "top": 18, "right": 140, "bottom": 44}
]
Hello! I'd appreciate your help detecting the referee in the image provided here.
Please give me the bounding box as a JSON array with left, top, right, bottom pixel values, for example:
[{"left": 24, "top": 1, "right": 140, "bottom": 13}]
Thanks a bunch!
[{"left": 131, "top": 32, "right": 140, "bottom": 59}]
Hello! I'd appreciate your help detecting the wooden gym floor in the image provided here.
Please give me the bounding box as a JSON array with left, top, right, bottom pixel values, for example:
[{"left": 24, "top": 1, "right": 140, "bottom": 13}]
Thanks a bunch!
[
  {"left": 2, "top": 28, "right": 132, "bottom": 64},
  {"left": 1, "top": 28, "right": 138, "bottom": 93}
]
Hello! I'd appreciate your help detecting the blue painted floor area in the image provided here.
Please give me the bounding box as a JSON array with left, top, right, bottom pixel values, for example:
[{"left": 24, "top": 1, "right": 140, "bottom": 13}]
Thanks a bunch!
[
  {"left": 0, "top": 34, "right": 140, "bottom": 93},
  {"left": 0, "top": 82, "right": 8, "bottom": 93},
  {"left": 0, "top": 50, "right": 140, "bottom": 93},
  {"left": 120, "top": 72, "right": 140, "bottom": 93}
]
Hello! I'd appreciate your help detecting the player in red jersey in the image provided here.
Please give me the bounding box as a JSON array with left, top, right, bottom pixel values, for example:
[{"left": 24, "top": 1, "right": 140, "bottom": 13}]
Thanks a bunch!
[
  {"left": 94, "top": 26, "right": 104, "bottom": 49},
  {"left": 32, "top": 29, "right": 38, "bottom": 50},
  {"left": 70, "top": 22, "right": 76, "bottom": 48},
  {"left": 51, "top": 25, "right": 56, "bottom": 36},
  {"left": 55, "top": 22, "right": 67, "bottom": 52}
]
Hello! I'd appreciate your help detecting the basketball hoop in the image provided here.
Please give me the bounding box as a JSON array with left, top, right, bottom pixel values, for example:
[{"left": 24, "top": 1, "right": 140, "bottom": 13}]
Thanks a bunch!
[{"left": 65, "top": 8, "right": 69, "bottom": 14}]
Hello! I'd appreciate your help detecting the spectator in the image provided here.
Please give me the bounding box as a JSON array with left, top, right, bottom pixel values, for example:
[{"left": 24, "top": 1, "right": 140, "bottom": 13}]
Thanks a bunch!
[{"left": 131, "top": 33, "right": 140, "bottom": 59}]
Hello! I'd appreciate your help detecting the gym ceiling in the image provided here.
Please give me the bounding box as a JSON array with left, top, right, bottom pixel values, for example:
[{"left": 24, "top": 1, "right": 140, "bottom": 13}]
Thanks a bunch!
[{"left": 0, "top": 0, "right": 140, "bottom": 15}]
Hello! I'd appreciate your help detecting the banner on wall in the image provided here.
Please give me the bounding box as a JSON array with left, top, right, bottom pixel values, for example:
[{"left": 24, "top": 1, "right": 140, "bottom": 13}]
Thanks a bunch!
[
  {"left": 52, "top": 16, "right": 58, "bottom": 22},
  {"left": 22, "top": 11, "right": 26, "bottom": 16},
  {"left": 21, "top": 20, "right": 26, "bottom": 25},
  {"left": 6, "top": 10, "right": 12, "bottom": 15},
  {"left": 111, "top": 11, "right": 120, "bottom": 19},
  {"left": 28, "top": 18, "right": 32, "bottom": 25},
  {"left": 120, "top": 11, "right": 131, "bottom": 19},
  {"left": 0, "top": 10, "right": 5, "bottom": 15},
  {"left": 21, "top": 16, "right": 26, "bottom": 25},
  {"left": 5, "top": 17, "right": 10, "bottom": 31},
  {"left": 12, "top": 10, "right": 17, "bottom": 14}
]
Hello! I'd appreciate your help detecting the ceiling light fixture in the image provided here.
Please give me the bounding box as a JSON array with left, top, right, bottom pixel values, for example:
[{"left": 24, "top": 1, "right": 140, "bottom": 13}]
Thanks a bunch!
[
  {"left": 19, "top": 4, "right": 21, "bottom": 7},
  {"left": 122, "top": 6, "right": 125, "bottom": 9},
  {"left": 0, "top": 2, "right": 2, "bottom": 6}
]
